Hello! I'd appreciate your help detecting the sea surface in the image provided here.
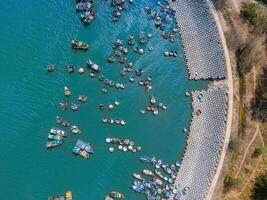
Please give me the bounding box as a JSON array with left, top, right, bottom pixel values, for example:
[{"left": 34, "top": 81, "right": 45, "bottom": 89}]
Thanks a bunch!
[{"left": 0, "top": 0, "right": 207, "bottom": 199}]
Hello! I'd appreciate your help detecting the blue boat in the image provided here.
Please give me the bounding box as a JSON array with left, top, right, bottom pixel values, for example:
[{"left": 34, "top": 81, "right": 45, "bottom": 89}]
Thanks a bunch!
[{"left": 75, "top": 139, "right": 94, "bottom": 154}]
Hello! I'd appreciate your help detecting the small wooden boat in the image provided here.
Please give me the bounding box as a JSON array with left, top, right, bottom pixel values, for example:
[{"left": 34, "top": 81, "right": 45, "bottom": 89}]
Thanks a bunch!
[
  {"left": 71, "top": 39, "right": 89, "bottom": 50},
  {"left": 66, "top": 191, "right": 72, "bottom": 200}
]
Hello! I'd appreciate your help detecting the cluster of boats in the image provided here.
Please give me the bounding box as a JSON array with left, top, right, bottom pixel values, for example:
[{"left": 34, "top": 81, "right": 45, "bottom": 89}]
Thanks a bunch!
[
  {"left": 48, "top": 191, "right": 72, "bottom": 200},
  {"left": 105, "top": 137, "right": 141, "bottom": 153},
  {"left": 145, "top": 1, "right": 178, "bottom": 43},
  {"left": 65, "top": 64, "right": 86, "bottom": 74},
  {"left": 98, "top": 101, "right": 120, "bottom": 111},
  {"left": 72, "top": 139, "right": 94, "bottom": 159},
  {"left": 75, "top": 0, "right": 96, "bottom": 25},
  {"left": 102, "top": 118, "right": 126, "bottom": 126},
  {"left": 164, "top": 50, "right": 178, "bottom": 57},
  {"left": 46, "top": 128, "right": 67, "bottom": 149},
  {"left": 131, "top": 156, "right": 187, "bottom": 199},
  {"left": 105, "top": 191, "right": 124, "bottom": 200},
  {"left": 56, "top": 116, "right": 82, "bottom": 134},
  {"left": 141, "top": 96, "right": 167, "bottom": 116},
  {"left": 105, "top": 0, "right": 134, "bottom": 22}
]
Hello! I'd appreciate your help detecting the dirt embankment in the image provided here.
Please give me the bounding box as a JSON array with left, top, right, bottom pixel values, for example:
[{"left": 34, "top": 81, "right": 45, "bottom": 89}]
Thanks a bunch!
[{"left": 211, "top": 0, "right": 267, "bottom": 200}]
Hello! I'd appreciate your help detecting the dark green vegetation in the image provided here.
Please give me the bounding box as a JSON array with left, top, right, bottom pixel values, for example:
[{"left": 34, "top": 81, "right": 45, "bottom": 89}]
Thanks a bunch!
[
  {"left": 241, "top": 3, "right": 267, "bottom": 34},
  {"left": 253, "top": 69, "right": 267, "bottom": 122},
  {"left": 250, "top": 171, "right": 267, "bottom": 200}
]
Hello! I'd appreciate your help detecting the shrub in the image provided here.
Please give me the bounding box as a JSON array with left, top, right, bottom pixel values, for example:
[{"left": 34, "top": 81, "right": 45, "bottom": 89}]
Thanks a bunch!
[
  {"left": 224, "top": 175, "right": 239, "bottom": 191},
  {"left": 252, "top": 147, "right": 267, "bottom": 157}
]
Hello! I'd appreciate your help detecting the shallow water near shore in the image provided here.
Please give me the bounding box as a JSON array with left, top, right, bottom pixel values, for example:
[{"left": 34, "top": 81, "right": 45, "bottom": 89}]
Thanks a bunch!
[{"left": 0, "top": 0, "right": 207, "bottom": 199}]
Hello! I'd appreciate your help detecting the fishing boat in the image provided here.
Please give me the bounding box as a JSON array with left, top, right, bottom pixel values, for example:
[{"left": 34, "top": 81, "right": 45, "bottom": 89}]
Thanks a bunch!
[
  {"left": 75, "top": 139, "right": 94, "bottom": 154},
  {"left": 48, "top": 133, "right": 63, "bottom": 141},
  {"left": 64, "top": 87, "right": 71, "bottom": 97},
  {"left": 139, "top": 156, "right": 152, "bottom": 163},
  {"left": 78, "top": 95, "right": 88, "bottom": 102},
  {"left": 47, "top": 64, "right": 55, "bottom": 72},
  {"left": 81, "top": 10, "right": 96, "bottom": 24},
  {"left": 66, "top": 65, "right": 75, "bottom": 73},
  {"left": 71, "top": 103, "right": 79, "bottom": 111},
  {"left": 143, "top": 169, "right": 154, "bottom": 176},
  {"left": 50, "top": 128, "right": 67, "bottom": 137},
  {"left": 71, "top": 39, "right": 89, "bottom": 50},
  {"left": 76, "top": 2, "right": 92, "bottom": 11},
  {"left": 109, "top": 191, "right": 124, "bottom": 199},
  {"left": 154, "top": 169, "right": 166, "bottom": 180},
  {"left": 72, "top": 146, "right": 89, "bottom": 159},
  {"left": 46, "top": 140, "right": 63, "bottom": 148},
  {"left": 107, "top": 56, "right": 116, "bottom": 63},
  {"left": 133, "top": 173, "right": 145, "bottom": 181},
  {"left": 71, "top": 126, "right": 81, "bottom": 134},
  {"left": 86, "top": 59, "right": 100, "bottom": 73},
  {"left": 132, "top": 180, "right": 146, "bottom": 193},
  {"left": 66, "top": 191, "right": 72, "bottom": 200}
]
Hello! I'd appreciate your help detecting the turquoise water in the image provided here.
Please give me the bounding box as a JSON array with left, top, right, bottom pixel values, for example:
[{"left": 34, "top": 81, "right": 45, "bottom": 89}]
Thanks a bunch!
[{"left": 0, "top": 0, "right": 207, "bottom": 199}]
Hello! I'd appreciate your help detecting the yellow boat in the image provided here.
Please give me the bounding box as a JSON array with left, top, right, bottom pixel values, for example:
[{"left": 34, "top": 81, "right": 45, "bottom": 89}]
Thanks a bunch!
[{"left": 66, "top": 191, "right": 72, "bottom": 200}]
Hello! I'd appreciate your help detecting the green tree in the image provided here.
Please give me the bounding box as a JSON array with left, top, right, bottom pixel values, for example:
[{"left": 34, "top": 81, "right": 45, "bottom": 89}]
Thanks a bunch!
[{"left": 251, "top": 171, "right": 267, "bottom": 200}]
